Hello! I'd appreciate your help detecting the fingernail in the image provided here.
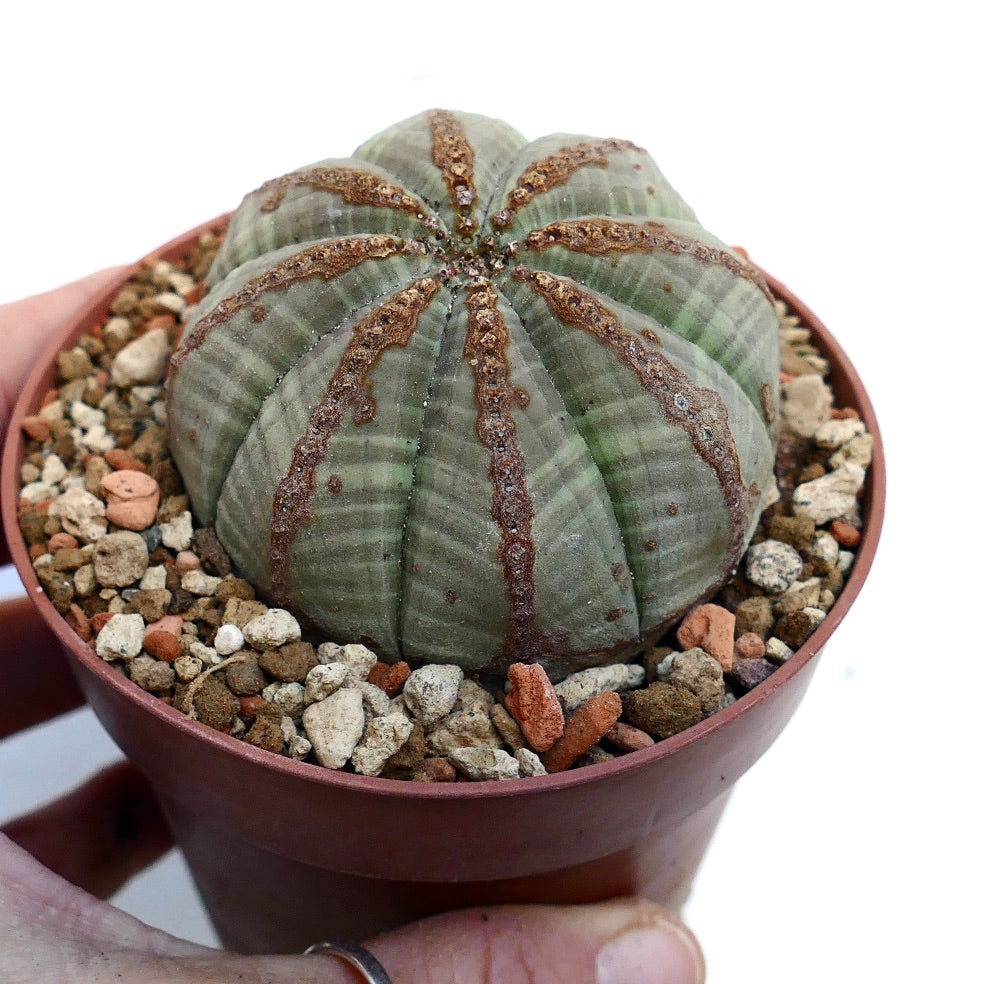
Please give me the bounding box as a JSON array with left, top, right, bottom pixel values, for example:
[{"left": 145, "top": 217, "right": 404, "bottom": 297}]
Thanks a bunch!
[{"left": 595, "top": 920, "right": 703, "bottom": 984}]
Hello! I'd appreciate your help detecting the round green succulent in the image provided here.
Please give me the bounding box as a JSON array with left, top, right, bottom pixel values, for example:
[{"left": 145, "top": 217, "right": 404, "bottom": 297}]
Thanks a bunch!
[{"left": 167, "top": 109, "right": 778, "bottom": 678}]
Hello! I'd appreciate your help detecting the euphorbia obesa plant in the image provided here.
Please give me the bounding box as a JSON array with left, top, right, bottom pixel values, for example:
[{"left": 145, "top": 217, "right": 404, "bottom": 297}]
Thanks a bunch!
[{"left": 166, "top": 109, "right": 779, "bottom": 677}]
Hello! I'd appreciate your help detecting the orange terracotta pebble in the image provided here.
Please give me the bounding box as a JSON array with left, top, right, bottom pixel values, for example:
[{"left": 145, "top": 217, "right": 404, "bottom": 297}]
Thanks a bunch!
[
  {"left": 830, "top": 406, "right": 860, "bottom": 420},
  {"left": 175, "top": 551, "right": 200, "bottom": 574},
  {"left": 100, "top": 469, "right": 160, "bottom": 531},
  {"left": 90, "top": 612, "right": 114, "bottom": 635},
  {"left": 605, "top": 721, "right": 655, "bottom": 753},
  {"left": 503, "top": 662, "right": 565, "bottom": 753},
  {"left": 21, "top": 416, "right": 51, "bottom": 442},
  {"left": 40, "top": 388, "right": 59, "bottom": 408},
  {"left": 239, "top": 695, "right": 266, "bottom": 722},
  {"left": 830, "top": 520, "right": 861, "bottom": 548},
  {"left": 143, "top": 313, "right": 176, "bottom": 334},
  {"left": 143, "top": 629, "right": 181, "bottom": 663},
  {"left": 65, "top": 604, "right": 92, "bottom": 642},
  {"left": 418, "top": 758, "right": 457, "bottom": 782},
  {"left": 676, "top": 603, "right": 736, "bottom": 672},
  {"left": 734, "top": 631, "right": 766, "bottom": 660},
  {"left": 541, "top": 691, "right": 622, "bottom": 774},
  {"left": 104, "top": 447, "right": 148, "bottom": 472},
  {"left": 778, "top": 370, "right": 794, "bottom": 385},
  {"left": 145, "top": 614, "right": 183, "bottom": 637},
  {"left": 28, "top": 543, "right": 47, "bottom": 561},
  {"left": 47, "top": 532, "right": 79, "bottom": 552},
  {"left": 367, "top": 660, "right": 411, "bottom": 697}
]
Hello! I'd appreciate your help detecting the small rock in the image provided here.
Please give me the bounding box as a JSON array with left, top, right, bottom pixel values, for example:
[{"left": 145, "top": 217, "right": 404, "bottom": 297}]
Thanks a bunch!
[
  {"left": 622, "top": 684, "right": 702, "bottom": 740},
  {"left": 190, "top": 675, "right": 240, "bottom": 732},
  {"left": 175, "top": 550, "right": 200, "bottom": 574},
  {"left": 830, "top": 520, "right": 861, "bottom": 548},
  {"left": 49, "top": 487, "right": 107, "bottom": 543},
  {"left": 731, "top": 657, "right": 778, "bottom": 690},
  {"left": 490, "top": 703, "right": 527, "bottom": 752},
  {"left": 243, "top": 608, "right": 302, "bottom": 650},
  {"left": 806, "top": 531, "right": 840, "bottom": 574},
  {"left": 213, "top": 623, "right": 245, "bottom": 656},
  {"left": 765, "top": 637, "right": 795, "bottom": 663},
  {"left": 449, "top": 747, "right": 520, "bottom": 781},
  {"left": 40, "top": 454, "right": 67, "bottom": 486},
  {"left": 541, "top": 692, "right": 623, "bottom": 773},
  {"left": 244, "top": 715, "right": 285, "bottom": 754},
  {"left": 180, "top": 569, "right": 222, "bottom": 597},
  {"left": 814, "top": 417, "right": 865, "bottom": 450},
  {"left": 553, "top": 663, "right": 645, "bottom": 715},
  {"left": 503, "top": 662, "right": 564, "bottom": 753},
  {"left": 95, "top": 612, "right": 145, "bottom": 661},
  {"left": 303, "top": 688, "right": 365, "bottom": 769},
  {"left": 774, "top": 611, "right": 815, "bottom": 649},
  {"left": 93, "top": 531, "right": 149, "bottom": 588},
  {"left": 792, "top": 462, "right": 865, "bottom": 524},
  {"left": 426, "top": 702, "right": 504, "bottom": 756},
  {"left": 143, "top": 629, "right": 181, "bottom": 663},
  {"left": 351, "top": 714, "right": 414, "bottom": 776},
  {"left": 159, "top": 510, "right": 193, "bottom": 551},
  {"left": 259, "top": 640, "right": 316, "bottom": 682},
  {"left": 129, "top": 655, "right": 175, "bottom": 693},
  {"left": 735, "top": 596, "right": 775, "bottom": 639},
  {"left": 781, "top": 374, "right": 833, "bottom": 438},
  {"left": 100, "top": 469, "right": 160, "bottom": 531},
  {"left": 676, "top": 604, "right": 736, "bottom": 672},
  {"left": 403, "top": 664, "right": 463, "bottom": 726},
  {"left": 516, "top": 747, "right": 547, "bottom": 777},
  {"left": 734, "top": 632, "right": 766, "bottom": 660},
  {"left": 415, "top": 758, "right": 458, "bottom": 782},
  {"left": 224, "top": 653, "right": 267, "bottom": 695},
  {"left": 111, "top": 328, "right": 171, "bottom": 386},
  {"left": 662, "top": 648, "right": 726, "bottom": 716},
  {"left": 330, "top": 643, "right": 378, "bottom": 682},
  {"left": 745, "top": 539, "right": 803, "bottom": 594},
  {"left": 173, "top": 654, "right": 204, "bottom": 682},
  {"left": 139, "top": 565, "right": 168, "bottom": 591},
  {"left": 271, "top": 682, "right": 305, "bottom": 718},
  {"left": 829, "top": 432, "right": 873, "bottom": 469},
  {"left": 604, "top": 721, "right": 656, "bottom": 753},
  {"left": 70, "top": 400, "right": 106, "bottom": 431},
  {"left": 304, "top": 663, "right": 349, "bottom": 703},
  {"left": 367, "top": 660, "right": 411, "bottom": 697}
]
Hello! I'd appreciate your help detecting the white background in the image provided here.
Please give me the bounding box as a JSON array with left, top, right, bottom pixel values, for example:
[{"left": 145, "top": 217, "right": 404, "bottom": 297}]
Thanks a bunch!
[{"left": 1, "top": 2, "right": 979, "bottom": 980}]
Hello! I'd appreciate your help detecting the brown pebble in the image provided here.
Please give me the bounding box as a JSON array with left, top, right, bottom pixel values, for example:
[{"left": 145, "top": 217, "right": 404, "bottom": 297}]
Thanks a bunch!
[
  {"left": 190, "top": 675, "right": 240, "bottom": 732},
  {"left": 830, "top": 406, "right": 860, "bottom": 420},
  {"left": 604, "top": 721, "right": 656, "bottom": 753},
  {"left": 367, "top": 660, "right": 411, "bottom": 697},
  {"left": 731, "top": 658, "right": 777, "bottom": 690},
  {"left": 676, "top": 603, "right": 736, "bottom": 672},
  {"left": 47, "top": 532, "right": 79, "bottom": 552},
  {"left": 104, "top": 447, "right": 147, "bottom": 473},
  {"left": 258, "top": 641, "right": 316, "bottom": 682},
  {"left": 21, "top": 416, "right": 52, "bottom": 442},
  {"left": 143, "top": 629, "right": 181, "bottom": 663},
  {"left": 244, "top": 715, "right": 285, "bottom": 754},
  {"left": 798, "top": 462, "right": 826, "bottom": 483},
  {"left": 541, "top": 691, "right": 622, "bottom": 774},
  {"left": 774, "top": 611, "right": 814, "bottom": 649},
  {"left": 382, "top": 721, "right": 426, "bottom": 778},
  {"left": 622, "top": 683, "right": 703, "bottom": 740},
  {"left": 734, "top": 632, "right": 766, "bottom": 660},
  {"left": 766, "top": 514, "right": 816, "bottom": 552},
  {"left": 193, "top": 527, "right": 232, "bottom": 577},
  {"left": 735, "top": 596, "right": 775, "bottom": 640},
  {"left": 830, "top": 520, "right": 861, "bottom": 547},
  {"left": 29, "top": 543, "right": 47, "bottom": 561},
  {"left": 225, "top": 654, "right": 267, "bottom": 696},
  {"left": 503, "top": 662, "right": 565, "bottom": 753}
]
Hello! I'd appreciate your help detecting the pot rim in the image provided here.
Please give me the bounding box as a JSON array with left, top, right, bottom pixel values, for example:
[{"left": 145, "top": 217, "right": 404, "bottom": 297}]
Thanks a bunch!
[{"left": 1, "top": 217, "right": 885, "bottom": 803}]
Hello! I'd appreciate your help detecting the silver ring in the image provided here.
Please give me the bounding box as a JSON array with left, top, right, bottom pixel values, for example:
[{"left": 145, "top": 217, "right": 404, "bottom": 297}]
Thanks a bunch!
[{"left": 304, "top": 940, "right": 393, "bottom": 983}]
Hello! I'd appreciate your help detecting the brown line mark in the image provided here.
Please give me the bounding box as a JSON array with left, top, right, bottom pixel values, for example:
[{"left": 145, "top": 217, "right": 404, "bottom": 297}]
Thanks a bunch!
[
  {"left": 167, "top": 236, "right": 409, "bottom": 387},
  {"left": 267, "top": 276, "right": 442, "bottom": 601},
  {"left": 524, "top": 218, "right": 772, "bottom": 298},
  {"left": 253, "top": 165, "right": 437, "bottom": 228},
  {"left": 464, "top": 281, "right": 563, "bottom": 666},
  {"left": 428, "top": 110, "right": 477, "bottom": 236},
  {"left": 493, "top": 138, "right": 641, "bottom": 228},
  {"left": 512, "top": 266, "right": 757, "bottom": 572}
]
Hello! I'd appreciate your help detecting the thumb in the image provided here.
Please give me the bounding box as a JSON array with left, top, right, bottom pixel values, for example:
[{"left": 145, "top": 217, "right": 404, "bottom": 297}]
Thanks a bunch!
[{"left": 167, "top": 898, "right": 703, "bottom": 984}]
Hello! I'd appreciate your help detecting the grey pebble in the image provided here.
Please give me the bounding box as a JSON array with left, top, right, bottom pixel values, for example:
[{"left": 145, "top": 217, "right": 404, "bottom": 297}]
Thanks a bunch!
[
  {"left": 302, "top": 688, "right": 365, "bottom": 770},
  {"left": 745, "top": 539, "right": 803, "bottom": 594},
  {"left": 403, "top": 664, "right": 463, "bottom": 726},
  {"left": 449, "top": 747, "right": 520, "bottom": 781},
  {"left": 93, "top": 531, "right": 150, "bottom": 588},
  {"left": 95, "top": 613, "right": 145, "bottom": 662},
  {"left": 351, "top": 714, "right": 414, "bottom": 777},
  {"left": 553, "top": 664, "right": 646, "bottom": 714}
]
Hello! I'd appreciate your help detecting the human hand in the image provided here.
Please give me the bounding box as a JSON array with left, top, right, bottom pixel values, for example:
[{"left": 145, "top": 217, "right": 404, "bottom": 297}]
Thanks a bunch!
[{"left": 0, "top": 275, "right": 705, "bottom": 983}]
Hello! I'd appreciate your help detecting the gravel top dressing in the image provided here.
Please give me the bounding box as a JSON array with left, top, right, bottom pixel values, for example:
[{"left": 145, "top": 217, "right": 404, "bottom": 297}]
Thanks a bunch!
[{"left": 13, "top": 229, "right": 871, "bottom": 782}]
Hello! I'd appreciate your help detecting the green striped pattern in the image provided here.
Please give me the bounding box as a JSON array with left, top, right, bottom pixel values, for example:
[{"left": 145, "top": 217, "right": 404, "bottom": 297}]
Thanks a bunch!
[{"left": 167, "top": 110, "right": 778, "bottom": 677}]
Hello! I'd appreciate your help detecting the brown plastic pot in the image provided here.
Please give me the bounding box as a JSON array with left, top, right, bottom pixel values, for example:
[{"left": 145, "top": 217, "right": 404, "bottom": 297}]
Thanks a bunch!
[{"left": 2, "top": 220, "right": 884, "bottom": 954}]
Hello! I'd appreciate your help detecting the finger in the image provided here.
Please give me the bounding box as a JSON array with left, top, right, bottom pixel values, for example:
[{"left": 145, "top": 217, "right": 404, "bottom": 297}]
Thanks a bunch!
[
  {"left": 156, "top": 897, "right": 703, "bottom": 984},
  {"left": 2, "top": 760, "right": 173, "bottom": 900},
  {"left": 1, "top": 266, "right": 126, "bottom": 567},
  {"left": 0, "top": 595, "right": 85, "bottom": 739},
  {"left": 0, "top": 266, "right": 127, "bottom": 422}
]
